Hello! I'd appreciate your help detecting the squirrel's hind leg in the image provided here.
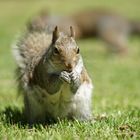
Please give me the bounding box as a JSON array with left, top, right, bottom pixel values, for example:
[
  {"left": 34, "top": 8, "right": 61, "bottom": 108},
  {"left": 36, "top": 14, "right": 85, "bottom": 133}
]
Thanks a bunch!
[{"left": 70, "top": 82, "right": 93, "bottom": 121}]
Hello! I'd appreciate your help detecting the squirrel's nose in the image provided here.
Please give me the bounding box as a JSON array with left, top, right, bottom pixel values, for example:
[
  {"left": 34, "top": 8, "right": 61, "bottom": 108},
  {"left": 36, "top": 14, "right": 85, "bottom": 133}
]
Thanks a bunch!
[{"left": 65, "top": 63, "right": 73, "bottom": 72}]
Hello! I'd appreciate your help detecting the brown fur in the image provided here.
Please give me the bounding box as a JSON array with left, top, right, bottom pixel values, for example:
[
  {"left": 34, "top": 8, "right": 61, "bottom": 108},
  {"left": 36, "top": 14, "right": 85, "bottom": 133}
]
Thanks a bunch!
[{"left": 80, "top": 68, "right": 91, "bottom": 83}]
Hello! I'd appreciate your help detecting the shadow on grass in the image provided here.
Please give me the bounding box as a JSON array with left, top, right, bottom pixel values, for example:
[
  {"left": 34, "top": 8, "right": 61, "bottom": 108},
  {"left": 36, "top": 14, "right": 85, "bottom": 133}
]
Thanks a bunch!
[
  {"left": 0, "top": 106, "right": 26, "bottom": 125},
  {"left": 0, "top": 106, "right": 57, "bottom": 127}
]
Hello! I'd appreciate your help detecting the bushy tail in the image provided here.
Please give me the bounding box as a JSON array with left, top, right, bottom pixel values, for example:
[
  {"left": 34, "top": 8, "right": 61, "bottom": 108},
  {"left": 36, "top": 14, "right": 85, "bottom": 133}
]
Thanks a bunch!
[
  {"left": 13, "top": 31, "right": 52, "bottom": 73},
  {"left": 12, "top": 31, "right": 52, "bottom": 92},
  {"left": 130, "top": 20, "right": 140, "bottom": 35}
]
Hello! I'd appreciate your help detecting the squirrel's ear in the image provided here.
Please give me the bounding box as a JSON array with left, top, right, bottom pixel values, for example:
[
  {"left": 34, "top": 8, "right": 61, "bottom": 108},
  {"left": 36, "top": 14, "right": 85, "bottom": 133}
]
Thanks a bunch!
[
  {"left": 70, "top": 26, "right": 75, "bottom": 38},
  {"left": 52, "top": 26, "right": 59, "bottom": 44}
]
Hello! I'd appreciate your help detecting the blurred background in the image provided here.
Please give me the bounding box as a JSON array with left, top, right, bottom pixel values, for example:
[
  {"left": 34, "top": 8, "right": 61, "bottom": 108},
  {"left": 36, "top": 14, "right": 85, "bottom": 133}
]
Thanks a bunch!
[{"left": 0, "top": 0, "right": 140, "bottom": 116}]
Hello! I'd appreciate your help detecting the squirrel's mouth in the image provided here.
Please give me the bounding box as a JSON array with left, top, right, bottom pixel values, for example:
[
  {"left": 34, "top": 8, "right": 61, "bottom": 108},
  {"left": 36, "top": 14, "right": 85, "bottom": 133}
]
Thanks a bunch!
[
  {"left": 64, "top": 63, "right": 73, "bottom": 72},
  {"left": 66, "top": 68, "right": 73, "bottom": 73},
  {"left": 65, "top": 66, "right": 73, "bottom": 73}
]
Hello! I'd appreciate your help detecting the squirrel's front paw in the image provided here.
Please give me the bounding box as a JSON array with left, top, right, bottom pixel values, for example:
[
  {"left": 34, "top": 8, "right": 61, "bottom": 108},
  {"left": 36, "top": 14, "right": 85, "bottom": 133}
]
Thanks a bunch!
[
  {"left": 59, "top": 71, "right": 71, "bottom": 83},
  {"left": 69, "top": 71, "right": 81, "bottom": 93},
  {"left": 70, "top": 71, "right": 81, "bottom": 84}
]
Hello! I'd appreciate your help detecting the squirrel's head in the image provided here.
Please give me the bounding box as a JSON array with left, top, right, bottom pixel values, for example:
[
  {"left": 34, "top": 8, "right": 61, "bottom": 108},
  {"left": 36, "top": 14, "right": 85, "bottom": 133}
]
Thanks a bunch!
[{"left": 48, "top": 26, "right": 80, "bottom": 73}]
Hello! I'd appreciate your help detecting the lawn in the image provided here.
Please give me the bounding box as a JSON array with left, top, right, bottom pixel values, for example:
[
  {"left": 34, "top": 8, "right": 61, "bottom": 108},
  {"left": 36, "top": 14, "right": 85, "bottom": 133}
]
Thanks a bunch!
[{"left": 0, "top": 0, "right": 140, "bottom": 139}]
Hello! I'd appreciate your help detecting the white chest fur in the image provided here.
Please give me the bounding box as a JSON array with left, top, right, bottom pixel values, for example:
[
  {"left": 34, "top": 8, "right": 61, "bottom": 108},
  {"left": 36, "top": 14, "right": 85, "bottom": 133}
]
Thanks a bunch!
[
  {"left": 44, "top": 83, "right": 74, "bottom": 118},
  {"left": 28, "top": 81, "right": 93, "bottom": 122}
]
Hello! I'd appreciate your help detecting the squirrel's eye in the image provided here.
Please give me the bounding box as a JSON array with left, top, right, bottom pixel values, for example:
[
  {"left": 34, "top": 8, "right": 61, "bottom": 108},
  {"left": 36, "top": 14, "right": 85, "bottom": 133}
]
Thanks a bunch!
[
  {"left": 77, "top": 48, "right": 80, "bottom": 54},
  {"left": 54, "top": 47, "right": 59, "bottom": 54}
]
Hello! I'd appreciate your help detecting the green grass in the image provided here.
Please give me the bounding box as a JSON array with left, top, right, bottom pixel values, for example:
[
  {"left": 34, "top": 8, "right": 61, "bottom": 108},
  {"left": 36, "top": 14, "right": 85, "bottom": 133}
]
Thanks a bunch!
[{"left": 0, "top": 0, "right": 140, "bottom": 139}]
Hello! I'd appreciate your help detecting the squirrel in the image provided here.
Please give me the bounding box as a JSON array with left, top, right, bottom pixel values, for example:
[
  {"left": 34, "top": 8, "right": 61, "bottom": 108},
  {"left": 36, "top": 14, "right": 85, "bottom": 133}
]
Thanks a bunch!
[
  {"left": 13, "top": 26, "right": 93, "bottom": 124},
  {"left": 27, "top": 9, "right": 140, "bottom": 54}
]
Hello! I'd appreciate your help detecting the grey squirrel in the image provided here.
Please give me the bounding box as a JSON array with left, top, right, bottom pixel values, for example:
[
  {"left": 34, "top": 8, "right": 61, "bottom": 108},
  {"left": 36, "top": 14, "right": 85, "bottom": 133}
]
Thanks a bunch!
[{"left": 13, "top": 26, "right": 93, "bottom": 124}]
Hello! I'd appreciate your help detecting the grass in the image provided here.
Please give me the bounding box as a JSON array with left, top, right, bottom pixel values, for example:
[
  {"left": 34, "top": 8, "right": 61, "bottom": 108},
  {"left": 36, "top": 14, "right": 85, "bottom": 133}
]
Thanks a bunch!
[{"left": 0, "top": 0, "right": 140, "bottom": 139}]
